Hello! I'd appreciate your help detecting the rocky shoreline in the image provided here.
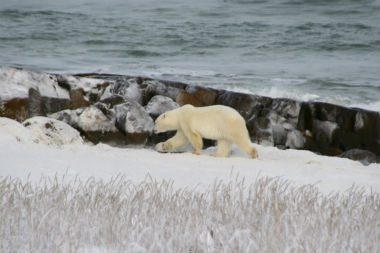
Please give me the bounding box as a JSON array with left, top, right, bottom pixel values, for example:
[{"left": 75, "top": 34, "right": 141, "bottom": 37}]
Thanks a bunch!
[{"left": 1, "top": 67, "right": 379, "bottom": 165}]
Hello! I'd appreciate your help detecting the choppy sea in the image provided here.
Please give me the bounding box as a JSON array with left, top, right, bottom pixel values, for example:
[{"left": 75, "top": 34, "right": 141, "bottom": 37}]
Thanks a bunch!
[{"left": 1, "top": 0, "right": 379, "bottom": 111}]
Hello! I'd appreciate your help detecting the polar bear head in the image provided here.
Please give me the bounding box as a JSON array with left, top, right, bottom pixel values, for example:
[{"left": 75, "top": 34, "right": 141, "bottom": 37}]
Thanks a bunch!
[{"left": 154, "top": 108, "right": 180, "bottom": 133}]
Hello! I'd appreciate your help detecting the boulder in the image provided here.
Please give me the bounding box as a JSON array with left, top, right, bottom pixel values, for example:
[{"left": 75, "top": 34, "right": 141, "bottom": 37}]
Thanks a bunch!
[
  {"left": 297, "top": 102, "right": 380, "bottom": 157},
  {"left": 23, "top": 116, "right": 83, "bottom": 147},
  {"left": 70, "top": 88, "right": 91, "bottom": 109},
  {"left": 56, "top": 74, "right": 110, "bottom": 104},
  {"left": 0, "top": 98, "right": 29, "bottom": 122},
  {"left": 145, "top": 95, "right": 179, "bottom": 119},
  {"left": 115, "top": 101, "right": 154, "bottom": 145},
  {"left": 143, "top": 80, "right": 181, "bottom": 105},
  {"left": 339, "top": 149, "right": 378, "bottom": 166},
  {"left": 0, "top": 117, "right": 39, "bottom": 144},
  {"left": 0, "top": 67, "right": 69, "bottom": 100},
  {"left": 176, "top": 86, "right": 218, "bottom": 107},
  {"left": 100, "top": 77, "right": 143, "bottom": 105},
  {"left": 28, "top": 88, "right": 71, "bottom": 117},
  {"left": 49, "top": 106, "right": 125, "bottom": 146},
  {"left": 0, "top": 67, "right": 71, "bottom": 122}
]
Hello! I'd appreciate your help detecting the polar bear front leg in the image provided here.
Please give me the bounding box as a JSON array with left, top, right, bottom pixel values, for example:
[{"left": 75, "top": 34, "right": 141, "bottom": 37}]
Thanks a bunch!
[
  {"left": 213, "top": 139, "right": 232, "bottom": 157},
  {"left": 156, "top": 131, "right": 188, "bottom": 153},
  {"left": 186, "top": 131, "right": 203, "bottom": 155}
]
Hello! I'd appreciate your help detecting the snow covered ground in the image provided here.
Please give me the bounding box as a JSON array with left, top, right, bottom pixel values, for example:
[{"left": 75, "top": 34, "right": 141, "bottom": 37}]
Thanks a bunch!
[
  {"left": 1, "top": 116, "right": 379, "bottom": 252},
  {"left": 1, "top": 117, "right": 379, "bottom": 194}
]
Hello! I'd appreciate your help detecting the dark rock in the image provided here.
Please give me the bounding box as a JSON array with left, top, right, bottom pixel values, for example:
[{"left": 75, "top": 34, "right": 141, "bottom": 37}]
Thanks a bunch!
[
  {"left": 70, "top": 88, "right": 91, "bottom": 109},
  {"left": 176, "top": 86, "right": 218, "bottom": 107},
  {"left": 28, "top": 88, "right": 71, "bottom": 117},
  {"left": 28, "top": 88, "right": 44, "bottom": 117},
  {"left": 216, "top": 91, "right": 272, "bottom": 120},
  {"left": 297, "top": 101, "right": 380, "bottom": 157},
  {"left": 0, "top": 98, "right": 29, "bottom": 122},
  {"left": 339, "top": 149, "right": 378, "bottom": 166},
  {"left": 99, "top": 94, "right": 126, "bottom": 108},
  {"left": 272, "top": 124, "right": 287, "bottom": 147},
  {"left": 176, "top": 91, "right": 204, "bottom": 107}
]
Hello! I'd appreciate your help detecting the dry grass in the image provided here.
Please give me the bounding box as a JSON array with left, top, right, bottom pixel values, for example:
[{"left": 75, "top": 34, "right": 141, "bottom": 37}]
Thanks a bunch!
[{"left": 0, "top": 175, "right": 379, "bottom": 253}]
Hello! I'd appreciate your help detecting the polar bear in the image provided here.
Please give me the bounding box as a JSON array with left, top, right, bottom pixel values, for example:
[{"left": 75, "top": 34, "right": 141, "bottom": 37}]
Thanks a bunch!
[{"left": 154, "top": 104, "right": 258, "bottom": 158}]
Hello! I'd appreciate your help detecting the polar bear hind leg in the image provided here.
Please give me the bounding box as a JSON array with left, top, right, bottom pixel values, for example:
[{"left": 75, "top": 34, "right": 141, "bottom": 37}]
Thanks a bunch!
[
  {"left": 213, "top": 139, "right": 232, "bottom": 157},
  {"left": 235, "top": 138, "right": 258, "bottom": 158},
  {"left": 156, "top": 131, "right": 188, "bottom": 152}
]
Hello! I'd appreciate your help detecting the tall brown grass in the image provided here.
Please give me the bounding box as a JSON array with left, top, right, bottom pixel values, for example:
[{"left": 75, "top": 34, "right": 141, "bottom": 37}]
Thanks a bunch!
[{"left": 0, "top": 175, "right": 379, "bottom": 253}]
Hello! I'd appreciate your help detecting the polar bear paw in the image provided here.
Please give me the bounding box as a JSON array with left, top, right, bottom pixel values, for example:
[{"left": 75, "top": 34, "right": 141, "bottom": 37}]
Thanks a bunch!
[{"left": 156, "top": 142, "right": 171, "bottom": 152}]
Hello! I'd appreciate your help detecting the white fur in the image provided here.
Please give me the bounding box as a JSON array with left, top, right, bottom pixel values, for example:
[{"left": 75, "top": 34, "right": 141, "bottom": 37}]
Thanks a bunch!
[{"left": 155, "top": 104, "right": 258, "bottom": 158}]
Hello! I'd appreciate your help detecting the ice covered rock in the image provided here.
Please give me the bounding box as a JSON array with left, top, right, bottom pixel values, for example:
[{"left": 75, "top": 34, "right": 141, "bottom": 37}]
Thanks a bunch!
[
  {"left": 56, "top": 74, "right": 110, "bottom": 103},
  {"left": 23, "top": 116, "right": 83, "bottom": 147},
  {"left": 143, "top": 80, "right": 181, "bottom": 104},
  {"left": 0, "top": 67, "right": 69, "bottom": 100},
  {"left": 50, "top": 106, "right": 125, "bottom": 146},
  {"left": 145, "top": 95, "right": 179, "bottom": 118},
  {"left": 100, "top": 77, "right": 143, "bottom": 105},
  {"left": 115, "top": 101, "right": 154, "bottom": 144},
  {"left": 0, "top": 67, "right": 71, "bottom": 122},
  {"left": 115, "top": 101, "right": 154, "bottom": 134},
  {"left": 49, "top": 108, "right": 81, "bottom": 129}
]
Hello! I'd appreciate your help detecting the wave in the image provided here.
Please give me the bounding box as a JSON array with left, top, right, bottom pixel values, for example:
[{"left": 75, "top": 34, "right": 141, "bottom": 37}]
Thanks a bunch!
[{"left": 0, "top": 9, "right": 86, "bottom": 18}]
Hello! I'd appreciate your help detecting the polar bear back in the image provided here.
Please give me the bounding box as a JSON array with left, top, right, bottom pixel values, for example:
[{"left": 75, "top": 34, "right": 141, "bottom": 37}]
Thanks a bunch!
[{"left": 179, "top": 104, "right": 248, "bottom": 141}]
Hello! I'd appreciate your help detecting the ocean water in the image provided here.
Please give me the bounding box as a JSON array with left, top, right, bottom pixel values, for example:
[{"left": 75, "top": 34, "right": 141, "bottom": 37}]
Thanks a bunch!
[{"left": 1, "top": 0, "right": 379, "bottom": 111}]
